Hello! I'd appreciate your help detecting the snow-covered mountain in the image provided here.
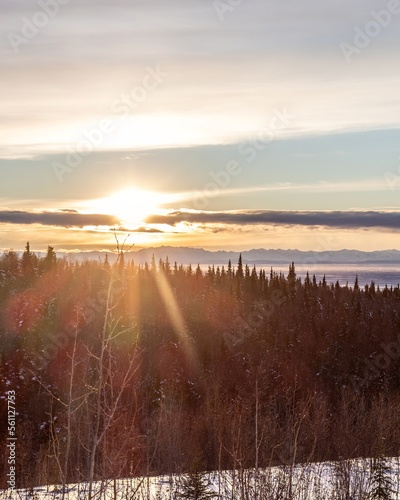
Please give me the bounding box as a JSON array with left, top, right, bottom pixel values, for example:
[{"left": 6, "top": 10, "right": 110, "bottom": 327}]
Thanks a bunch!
[{"left": 55, "top": 247, "right": 400, "bottom": 266}]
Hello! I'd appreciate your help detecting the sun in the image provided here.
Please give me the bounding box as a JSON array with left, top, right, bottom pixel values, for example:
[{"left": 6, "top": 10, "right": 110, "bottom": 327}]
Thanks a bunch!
[{"left": 94, "top": 188, "right": 163, "bottom": 226}]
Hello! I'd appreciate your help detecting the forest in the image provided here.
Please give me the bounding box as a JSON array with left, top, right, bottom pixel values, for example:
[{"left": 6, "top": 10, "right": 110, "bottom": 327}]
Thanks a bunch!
[{"left": 0, "top": 243, "right": 399, "bottom": 494}]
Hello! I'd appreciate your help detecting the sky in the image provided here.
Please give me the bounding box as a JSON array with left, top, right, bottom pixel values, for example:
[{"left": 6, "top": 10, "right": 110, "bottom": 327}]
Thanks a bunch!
[{"left": 1, "top": 0, "right": 400, "bottom": 252}]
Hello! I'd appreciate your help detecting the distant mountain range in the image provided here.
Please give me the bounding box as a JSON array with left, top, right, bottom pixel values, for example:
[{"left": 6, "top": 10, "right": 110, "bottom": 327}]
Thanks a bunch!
[{"left": 55, "top": 247, "right": 400, "bottom": 266}]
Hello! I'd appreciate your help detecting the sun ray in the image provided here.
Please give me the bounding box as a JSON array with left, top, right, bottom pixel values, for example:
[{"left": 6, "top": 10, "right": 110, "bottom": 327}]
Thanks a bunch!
[{"left": 153, "top": 268, "right": 199, "bottom": 374}]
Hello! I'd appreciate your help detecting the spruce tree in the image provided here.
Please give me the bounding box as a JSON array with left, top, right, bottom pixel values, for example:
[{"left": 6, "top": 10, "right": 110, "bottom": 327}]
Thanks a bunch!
[
  {"left": 44, "top": 245, "right": 56, "bottom": 270},
  {"left": 103, "top": 253, "right": 110, "bottom": 268},
  {"left": 176, "top": 471, "right": 217, "bottom": 499},
  {"left": 369, "top": 454, "right": 393, "bottom": 499},
  {"left": 22, "top": 241, "right": 34, "bottom": 277},
  {"left": 237, "top": 253, "right": 244, "bottom": 279},
  {"left": 227, "top": 259, "right": 232, "bottom": 277},
  {"left": 287, "top": 261, "right": 296, "bottom": 299}
]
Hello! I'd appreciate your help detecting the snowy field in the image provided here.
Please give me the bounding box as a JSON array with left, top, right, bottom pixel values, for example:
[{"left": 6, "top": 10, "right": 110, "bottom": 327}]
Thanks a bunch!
[{"left": 1, "top": 458, "right": 400, "bottom": 499}]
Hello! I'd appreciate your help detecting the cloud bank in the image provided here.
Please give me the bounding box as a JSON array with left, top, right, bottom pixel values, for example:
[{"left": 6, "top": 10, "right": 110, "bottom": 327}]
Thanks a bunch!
[
  {"left": 146, "top": 210, "right": 400, "bottom": 230},
  {"left": 0, "top": 210, "right": 118, "bottom": 227}
]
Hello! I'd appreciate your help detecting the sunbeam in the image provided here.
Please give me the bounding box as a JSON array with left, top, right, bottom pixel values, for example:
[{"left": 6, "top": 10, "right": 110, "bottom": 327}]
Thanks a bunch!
[{"left": 153, "top": 268, "right": 199, "bottom": 374}]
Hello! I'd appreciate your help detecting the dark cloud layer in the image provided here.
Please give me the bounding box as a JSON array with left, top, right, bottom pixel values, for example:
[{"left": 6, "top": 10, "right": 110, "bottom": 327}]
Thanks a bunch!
[
  {"left": 3, "top": 209, "right": 400, "bottom": 232},
  {"left": 146, "top": 210, "right": 400, "bottom": 230},
  {"left": 0, "top": 210, "right": 119, "bottom": 227}
]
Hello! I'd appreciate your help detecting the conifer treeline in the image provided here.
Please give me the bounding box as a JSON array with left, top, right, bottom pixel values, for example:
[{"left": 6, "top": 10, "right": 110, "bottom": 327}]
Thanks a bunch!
[{"left": 0, "top": 245, "right": 399, "bottom": 488}]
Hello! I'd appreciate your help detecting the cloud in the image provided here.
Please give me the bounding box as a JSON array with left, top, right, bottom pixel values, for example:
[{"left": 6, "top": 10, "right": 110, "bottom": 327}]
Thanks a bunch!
[
  {"left": 145, "top": 210, "right": 400, "bottom": 230},
  {"left": 0, "top": 210, "right": 169, "bottom": 233},
  {"left": 0, "top": 210, "right": 119, "bottom": 227},
  {"left": 2, "top": 0, "right": 400, "bottom": 154},
  {"left": 116, "top": 226, "right": 164, "bottom": 234}
]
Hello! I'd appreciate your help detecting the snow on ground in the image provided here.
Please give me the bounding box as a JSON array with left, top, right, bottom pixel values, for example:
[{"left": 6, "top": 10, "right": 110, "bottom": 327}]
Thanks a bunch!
[{"left": 1, "top": 458, "right": 400, "bottom": 499}]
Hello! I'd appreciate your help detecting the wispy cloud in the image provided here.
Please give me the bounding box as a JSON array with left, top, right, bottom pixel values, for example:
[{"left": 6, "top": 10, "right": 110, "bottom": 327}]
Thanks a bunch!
[
  {"left": 2, "top": 0, "right": 400, "bottom": 153},
  {"left": 174, "top": 179, "right": 390, "bottom": 204}
]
